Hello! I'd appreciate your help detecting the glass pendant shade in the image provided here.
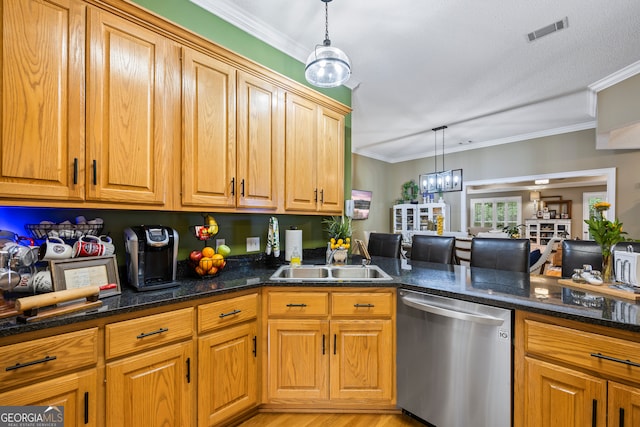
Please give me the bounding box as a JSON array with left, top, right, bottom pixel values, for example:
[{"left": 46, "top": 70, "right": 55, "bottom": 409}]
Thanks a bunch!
[{"left": 305, "top": 44, "right": 351, "bottom": 88}]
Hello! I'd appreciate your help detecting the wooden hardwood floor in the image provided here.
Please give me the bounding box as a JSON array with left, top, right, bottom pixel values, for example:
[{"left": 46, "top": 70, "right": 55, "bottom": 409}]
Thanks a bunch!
[{"left": 236, "top": 413, "right": 426, "bottom": 427}]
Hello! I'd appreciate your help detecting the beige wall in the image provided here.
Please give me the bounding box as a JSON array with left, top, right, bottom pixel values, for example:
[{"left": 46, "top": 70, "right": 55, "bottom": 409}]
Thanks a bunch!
[{"left": 352, "top": 129, "right": 640, "bottom": 239}]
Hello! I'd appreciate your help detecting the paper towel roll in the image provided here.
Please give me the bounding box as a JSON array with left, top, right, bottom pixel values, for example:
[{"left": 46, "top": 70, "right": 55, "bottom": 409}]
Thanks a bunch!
[{"left": 285, "top": 229, "right": 303, "bottom": 262}]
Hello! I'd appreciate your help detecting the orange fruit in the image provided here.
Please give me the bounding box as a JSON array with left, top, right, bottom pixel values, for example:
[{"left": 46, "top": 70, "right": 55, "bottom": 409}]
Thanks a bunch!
[
  {"left": 195, "top": 266, "right": 206, "bottom": 276},
  {"left": 211, "top": 253, "right": 224, "bottom": 268},
  {"left": 199, "top": 257, "right": 214, "bottom": 271},
  {"left": 207, "top": 266, "right": 218, "bottom": 275},
  {"left": 202, "top": 246, "right": 215, "bottom": 258}
]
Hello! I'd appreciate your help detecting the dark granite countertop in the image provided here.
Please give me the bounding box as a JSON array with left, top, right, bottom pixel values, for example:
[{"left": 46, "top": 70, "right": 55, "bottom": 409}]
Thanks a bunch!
[{"left": 2, "top": 253, "right": 640, "bottom": 338}]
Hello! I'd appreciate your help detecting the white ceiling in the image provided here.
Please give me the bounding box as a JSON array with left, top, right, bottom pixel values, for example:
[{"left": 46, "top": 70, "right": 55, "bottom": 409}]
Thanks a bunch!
[{"left": 191, "top": 0, "right": 640, "bottom": 163}]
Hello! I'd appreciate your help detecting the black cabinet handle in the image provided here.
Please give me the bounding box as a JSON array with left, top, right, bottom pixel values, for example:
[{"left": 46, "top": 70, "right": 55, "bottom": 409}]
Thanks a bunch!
[
  {"left": 354, "top": 303, "right": 375, "bottom": 308},
  {"left": 186, "top": 357, "right": 191, "bottom": 383},
  {"left": 253, "top": 336, "right": 257, "bottom": 357},
  {"left": 333, "top": 334, "right": 337, "bottom": 355},
  {"left": 314, "top": 188, "right": 318, "bottom": 202},
  {"left": 231, "top": 177, "right": 235, "bottom": 196},
  {"left": 84, "top": 392, "right": 89, "bottom": 424},
  {"left": 590, "top": 352, "right": 640, "bottom": 368},
  {"left": 320, "top": 189, "right": 324, "bottom": 204},
  {"left": 5, "top": 355, "right": 56, "bottom": 371},
  {"left": 241, "top": 179, "right": 245, "bottom": 197},
  {"left": 620, "top": 407, "right": 625, "bottom": 427},
  {"left": 286, "top": 303, "right": 307, "bottom": 307},
  {"left": 322, "top": 334, "right": 325, "bottom": 355},
  {"left": 92, "top": 159, "right": 97, "bottom": 185},
  {"left": 73, "top": 158, "right": 78, "bottom": 184},
  {"left": 136, "top": 327, "right": 168, "bottom": 339},
  {"left": 219, "top": 309, "right": 241, "bottom": 318},
  {"left": 592, "top": 399, "right": 597, "bottom": 427}
]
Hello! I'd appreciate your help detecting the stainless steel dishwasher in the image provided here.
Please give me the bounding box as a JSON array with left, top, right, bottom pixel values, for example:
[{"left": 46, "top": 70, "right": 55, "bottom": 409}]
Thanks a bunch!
[{"left": 397, "top": 289, "right": 513, "bottom": 427}]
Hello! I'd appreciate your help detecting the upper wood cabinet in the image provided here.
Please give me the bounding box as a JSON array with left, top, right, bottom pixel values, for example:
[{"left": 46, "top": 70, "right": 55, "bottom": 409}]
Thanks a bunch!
[
  {"left": 0, "top": 0, "right": 86, "bottom": 200},
  {"left": 181, "top": 50, "right": 284, "bottom": 210},
  {"left": 0, "top": 0, "right": 347, "bottom": 211},
  {"left": 284, "top": 93, "right": 344, "bottom": 214},
  {"left": 87, "top": 8, "right": 178, "bottom": 206}
]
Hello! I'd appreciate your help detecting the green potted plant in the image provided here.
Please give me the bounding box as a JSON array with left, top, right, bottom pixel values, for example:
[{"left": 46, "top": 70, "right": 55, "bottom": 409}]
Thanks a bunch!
[
  {"left": 502, "top": 224, "right": 525, "bottom": 238},
  {"left": 322, "top": 216, "right": 352, "bottom": 263}
]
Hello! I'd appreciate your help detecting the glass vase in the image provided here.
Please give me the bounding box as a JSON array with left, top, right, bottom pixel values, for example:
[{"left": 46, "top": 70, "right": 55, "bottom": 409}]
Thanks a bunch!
[{"left": 602, "top": 251, "right": 613, "bottom": 283}]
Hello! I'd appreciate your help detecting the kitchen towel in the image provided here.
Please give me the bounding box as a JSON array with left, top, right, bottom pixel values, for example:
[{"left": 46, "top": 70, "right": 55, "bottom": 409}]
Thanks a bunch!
[
  {"left": 285, "top": 229, "right": 303, "bottom": 262},
  {"left": 266, "top": 217, "right": 280, "bottom": 257}
]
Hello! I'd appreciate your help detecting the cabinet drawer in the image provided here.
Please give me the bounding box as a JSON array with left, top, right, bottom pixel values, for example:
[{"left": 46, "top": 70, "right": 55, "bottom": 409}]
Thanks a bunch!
[
  {"left": 0, "top": 328, "right": 98, "bottom": 391},
  {"left": 267, "top": 291, "right": 329, "bottom": 317},
  {"left": 524, "top": 319, "right": 640, "bottom": 383},
  {"left": 198, "top": 292, "right": 258, "bottom": 333},
  {"left": 332, "top": 291, "right": 394, "bottom": 317},
  {"left": 106, "top": 308, "right": 194, "bottom": 359}
]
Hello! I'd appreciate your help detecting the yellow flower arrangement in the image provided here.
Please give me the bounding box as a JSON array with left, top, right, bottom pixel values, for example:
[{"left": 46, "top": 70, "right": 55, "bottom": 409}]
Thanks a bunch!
[{"left": 584, "top": 201, "right": 627, "bottom": 281}]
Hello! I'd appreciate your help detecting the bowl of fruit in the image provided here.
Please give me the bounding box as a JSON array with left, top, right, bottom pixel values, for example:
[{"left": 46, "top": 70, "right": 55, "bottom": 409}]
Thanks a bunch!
[{"left": 188, "top": 244, "right": 230, "bottom": 278}]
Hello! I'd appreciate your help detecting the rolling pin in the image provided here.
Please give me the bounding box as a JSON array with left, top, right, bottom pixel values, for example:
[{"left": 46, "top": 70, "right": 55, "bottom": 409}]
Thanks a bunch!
[{"left": 15, "top": 285, "right": 101, "bottom": 312}]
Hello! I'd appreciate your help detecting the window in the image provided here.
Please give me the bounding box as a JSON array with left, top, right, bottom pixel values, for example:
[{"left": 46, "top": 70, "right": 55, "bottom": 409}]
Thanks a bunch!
[{"left": 470, "top": 196, "right": 522, "bottom": 230}]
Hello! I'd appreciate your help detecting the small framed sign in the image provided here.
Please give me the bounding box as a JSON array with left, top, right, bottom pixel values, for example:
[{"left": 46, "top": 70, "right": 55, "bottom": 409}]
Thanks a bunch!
[{"left": 50, "top": 255, "right": 121, "bottom": 298}]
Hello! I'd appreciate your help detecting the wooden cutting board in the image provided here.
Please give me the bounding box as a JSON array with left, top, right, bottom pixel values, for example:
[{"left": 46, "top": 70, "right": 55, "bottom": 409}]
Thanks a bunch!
[{"left": 557, "top": 279, "right": 640, "bottom": 301}]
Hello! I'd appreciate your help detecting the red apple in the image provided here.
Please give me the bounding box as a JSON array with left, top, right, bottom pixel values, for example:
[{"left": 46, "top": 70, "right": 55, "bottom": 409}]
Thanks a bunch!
[{"left": 189, "top": 249, "right": 203, "bottom": 263}]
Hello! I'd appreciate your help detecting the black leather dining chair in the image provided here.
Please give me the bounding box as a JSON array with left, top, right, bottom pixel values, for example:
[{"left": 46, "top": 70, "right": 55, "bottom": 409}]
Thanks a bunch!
[
  {"left": 367, "top": 232, "right": 402, "bottom": 258},
  {"left": 470, "top": 237, "right": 530, "bottom": 272},
  {"left": 561, "top": 240, "right": 602, "bottom": 278},
  {"left": 411, "top": 235, "right": 455, "bottom": 264}
]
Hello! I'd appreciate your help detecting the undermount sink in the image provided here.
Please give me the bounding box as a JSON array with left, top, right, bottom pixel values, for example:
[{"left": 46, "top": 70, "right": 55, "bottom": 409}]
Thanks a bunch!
[{"left": 269, "top": 264, "right": 393, "bottom": 282}]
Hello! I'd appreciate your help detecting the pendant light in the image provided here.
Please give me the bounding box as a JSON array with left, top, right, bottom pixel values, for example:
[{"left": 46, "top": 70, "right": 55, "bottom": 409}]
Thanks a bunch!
[
  {"left": 305, "top": 0, "right": 351, "bottom": 88},
  {"left": 419, "top": 126, "right": 463, "bottom": 195}
]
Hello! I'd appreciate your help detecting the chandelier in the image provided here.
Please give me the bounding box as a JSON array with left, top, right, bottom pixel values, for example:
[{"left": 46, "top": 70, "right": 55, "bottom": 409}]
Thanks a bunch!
[{"left": 420, "top": 126, "right": 463, "bottom": 194}]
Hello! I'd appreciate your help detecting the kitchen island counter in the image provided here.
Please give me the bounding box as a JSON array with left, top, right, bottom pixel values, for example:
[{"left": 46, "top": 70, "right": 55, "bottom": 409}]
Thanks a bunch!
[{"left": 1, "top": 255, "right": 639, "bottom": 337}]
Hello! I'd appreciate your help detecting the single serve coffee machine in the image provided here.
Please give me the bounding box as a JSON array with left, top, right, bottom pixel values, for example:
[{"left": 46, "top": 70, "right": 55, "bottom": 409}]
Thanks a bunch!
[{"left": 124, "top": 225, "right": 179, "bottom": 291}]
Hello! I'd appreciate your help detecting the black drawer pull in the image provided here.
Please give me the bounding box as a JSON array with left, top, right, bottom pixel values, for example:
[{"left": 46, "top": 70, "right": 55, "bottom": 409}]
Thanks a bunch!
[
  {"left": 219, "top": 309, "right": 241, "bottom": 318},
  {"left": 590, "top": 352, "right": 640, "bottom": 368},
  {"left": 286, "top": 303, "right": 307, "bottom": 307},
  {"left": 354, "top": 303, "right": 375, "bottom": 308},
  {"left": 137, "top": 327, "right": 169, "bottom": 339},
  {"left": 6, "top": 355, "right": 57, "bottom": 371}
]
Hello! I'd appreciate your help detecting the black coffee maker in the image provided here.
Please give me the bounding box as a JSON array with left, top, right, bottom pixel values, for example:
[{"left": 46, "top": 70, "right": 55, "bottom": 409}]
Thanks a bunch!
[{"left": 124, "top": 225, "right": 179, "bottom": 291}]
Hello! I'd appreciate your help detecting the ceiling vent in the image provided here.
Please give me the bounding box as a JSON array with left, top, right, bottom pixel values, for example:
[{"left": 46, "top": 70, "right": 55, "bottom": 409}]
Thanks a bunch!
[{"left": 527, "top": 17, "right": 569, "bottom": 42}]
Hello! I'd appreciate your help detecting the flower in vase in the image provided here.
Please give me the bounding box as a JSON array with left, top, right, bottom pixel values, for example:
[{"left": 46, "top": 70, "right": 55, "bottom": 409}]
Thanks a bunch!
[{"left": 584, "top": 202, "right": 626, "bottom": 257}]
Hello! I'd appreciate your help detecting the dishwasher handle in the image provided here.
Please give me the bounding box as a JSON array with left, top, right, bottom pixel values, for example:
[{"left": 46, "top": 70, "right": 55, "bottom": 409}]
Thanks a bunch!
[{"left": 401, "top": 295, "right": 505, "bottom": 326}]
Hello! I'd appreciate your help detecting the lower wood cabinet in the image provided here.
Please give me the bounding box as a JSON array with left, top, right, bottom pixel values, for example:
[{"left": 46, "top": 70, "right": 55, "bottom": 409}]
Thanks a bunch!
[
  {"left": 263, "top": 288, "right": 396, "bottom": 408},
  {"left": 197, "top": 292, "right": 260, "bottom": 426},
  {"left": 198, "top": 320, "right": 259, "bottom": 426},
  {"left": 0, "top": 369, "right": 97, "bottom": 427},
  {"left": 515, "top": 311, "right": 640, "bottom": 427},
  {"left": 105, "top": 340, "right": 194, "bottom": 427}
]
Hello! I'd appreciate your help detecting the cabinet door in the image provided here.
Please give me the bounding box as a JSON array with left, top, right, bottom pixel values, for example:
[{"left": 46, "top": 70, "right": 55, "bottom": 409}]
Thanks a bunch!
[
  {"left": 0, "top": 0, "right": 85, "bottom": 200},
  {"left": 524, "top": 357, "right": 606, "bottom": 427},
  {"left": 236, "top": 71, "right": 284, "bottom": 210},
  {"left": 0, "top": 369, "right": 97, "bottom": 427},
  {"left": 608, "top": 381, "right": 640, "bottom": 427},
  {"left": 330, "top": 320, "right": 394, "bottom": 402},
  {"left": 181, "top": 47, "right": 236, "bottom": 207},
  {"left": 87, "top": 8, "right": 176, "bottom": 205},
  {"left": 316, "top": 107, "right": 344, "bottom": 213},
  {"left": 284, "top": 93, "right": 318, "bottom": 212},
  {"left": 106, "top": 341, "right": 194, "bottom": 427},
  {"left": 266, "top": 319, "right": 329, "bottom": 402},
  {"left": 198, "top": 321, "right": 258, "bottom": 427}
]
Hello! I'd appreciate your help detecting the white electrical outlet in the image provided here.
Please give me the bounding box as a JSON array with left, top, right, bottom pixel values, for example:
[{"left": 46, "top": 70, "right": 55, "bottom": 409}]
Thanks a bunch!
[
  {"left": 215, "top": 239, "right": 225, "bottom": 250},
  {"left": 246, "top": 237, "right": 260, "bottom": 252}
]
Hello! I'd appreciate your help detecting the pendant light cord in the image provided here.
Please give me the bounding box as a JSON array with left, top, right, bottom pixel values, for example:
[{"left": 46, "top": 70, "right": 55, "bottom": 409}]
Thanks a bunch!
[{"left": 324, "top": 1, "right": 330, "bottom": 45}]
